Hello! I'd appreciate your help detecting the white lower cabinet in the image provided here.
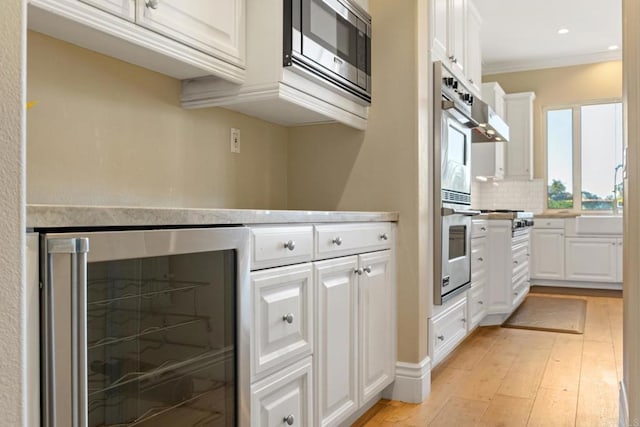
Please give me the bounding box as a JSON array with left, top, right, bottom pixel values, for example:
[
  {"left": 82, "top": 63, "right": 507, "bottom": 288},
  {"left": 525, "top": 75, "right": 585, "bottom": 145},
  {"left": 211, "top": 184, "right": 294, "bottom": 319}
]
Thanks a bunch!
[
  {"left": 430, "top": 297, "right": 468, "bottom": 366},
  {"left": 531, "top": 228, "right": 565, "bottom": 280},
  {"left": 468, "top": 281, "right": 487, "bottom": 330},
  {"left": 565, "top": 237, "right": 618, "bottom": 282},
  {"left": 314, "top": 249, "right": 394, "bottom": 426},
  {"left": 249, "top": 223, "right": 396, "bottom": 426},
  {"left": 251, "top": 357, "right": 313, "bottom": 427}
]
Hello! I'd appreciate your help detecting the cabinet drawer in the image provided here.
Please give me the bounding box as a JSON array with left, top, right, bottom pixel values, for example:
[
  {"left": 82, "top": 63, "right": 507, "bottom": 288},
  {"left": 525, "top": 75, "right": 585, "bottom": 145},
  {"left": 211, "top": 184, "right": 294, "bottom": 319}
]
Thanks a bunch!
[
  {"left": 468, "top": 283, "right": 487, "bottom": 329},
  {"left": 314, "top": 223, "right": 391, "bottom": 259},
  {"left": 535, "top": 218, "right": 565, "bottom": 229},
  {"left": 512, "top": 275, "right": 529, "bottom": 309},
  {"left": 251, "top": 226, "right": 313, "bottom": 270},
  {"left": 251, "top": 357, "right": 313, "bottom": 427},
  {"left": 512, "top": 244, "right": 529, "bottom": 277},
  {"left": 472, "top": 220, "right": 489, "bottom": 238},
  {"left": 471, "top": 237, "right": 487, "bottom": 283},
  {"left": 512, "top": 232, "right": 530, "bottom": 248},
  {"left": 251, "top": 264, "right": 313, "bottom": 379},
  {"left": 431, "top": 297, "right": 468, "bottom": 366}
]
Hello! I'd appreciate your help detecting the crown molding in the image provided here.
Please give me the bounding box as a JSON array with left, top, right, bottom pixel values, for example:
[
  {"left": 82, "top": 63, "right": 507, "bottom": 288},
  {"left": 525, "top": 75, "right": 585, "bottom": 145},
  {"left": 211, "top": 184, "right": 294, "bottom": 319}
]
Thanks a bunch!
[{"left": 483, "top": 50, "right": 623, "bottom": 75}]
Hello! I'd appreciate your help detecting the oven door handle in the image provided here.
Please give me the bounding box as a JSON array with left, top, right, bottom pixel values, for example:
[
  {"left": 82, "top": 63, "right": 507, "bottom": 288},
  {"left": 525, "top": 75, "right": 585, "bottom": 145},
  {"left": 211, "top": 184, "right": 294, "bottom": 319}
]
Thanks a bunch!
[{"left": 441, "top": 207, "right": 482, "bottom": 217}]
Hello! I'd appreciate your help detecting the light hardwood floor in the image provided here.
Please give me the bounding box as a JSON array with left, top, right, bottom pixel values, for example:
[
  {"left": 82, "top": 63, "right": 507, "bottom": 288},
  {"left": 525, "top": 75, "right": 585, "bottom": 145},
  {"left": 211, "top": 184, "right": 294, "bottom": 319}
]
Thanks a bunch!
[{"left": 354, "top": 292, "right": 622, "bottom": 427}]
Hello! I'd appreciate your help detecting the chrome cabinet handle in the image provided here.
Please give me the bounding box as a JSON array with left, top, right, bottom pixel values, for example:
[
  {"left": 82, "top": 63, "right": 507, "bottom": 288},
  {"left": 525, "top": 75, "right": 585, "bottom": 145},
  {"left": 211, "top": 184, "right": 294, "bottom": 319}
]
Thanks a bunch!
[
  {"left": 514, "top": 260, "right": 519, "bottom": 264},
  {"left": 478, "top": 300, "right": 484, "bottom": 305},
  {"left": 332, "top": 236, "right": 343, "bottom": 246},
  {"left": 284, "top": 415, "right": 295, "bottom": 425},
  {"left": 363, "top": 266, "right": 372, "bottom": 274},
  {"left": 283, "top": 240, "right": 296, "bottom": 251},
  {"left": 379, "top": 233, "right": 389, "bottom": 241},
  {"left": 354, "top": 268, "right": 363, "bottom": 275},
  {"left": 145, "top": 0, "right": 159, "bottom": 9},
  {"left": 283, "top": 313, "right": 294, "bottom": 324},
  {"left": 478, "top": 257, "right": 484, "bottom": 262},
  {"left": 461, "top": 318, "right": 466, "bottom": 324},
  {"left": 437, "top": 335, "right": 445, "bottom": 341},
  {"left": 449, "top": 55, "right": 457, "bottom": 63},
  {"left": 481, "top": 227, "right": 487, "bottom": 231}
]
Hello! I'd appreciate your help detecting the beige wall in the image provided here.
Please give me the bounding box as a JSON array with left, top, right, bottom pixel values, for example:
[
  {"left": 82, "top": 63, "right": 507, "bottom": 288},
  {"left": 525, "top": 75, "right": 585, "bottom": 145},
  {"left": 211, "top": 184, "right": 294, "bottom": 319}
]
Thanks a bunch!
[
  {"left": 484, "top": 61, "right": 623, "bottom": 179},
  {"left": 288, "top": 0, "right": 431, "bottom": 364},
  {"left": 0, "top": 0, "right": 26, "bottom": 424},
  {"left": 27, "top": 31, "right": 289, "bottom": 209}
]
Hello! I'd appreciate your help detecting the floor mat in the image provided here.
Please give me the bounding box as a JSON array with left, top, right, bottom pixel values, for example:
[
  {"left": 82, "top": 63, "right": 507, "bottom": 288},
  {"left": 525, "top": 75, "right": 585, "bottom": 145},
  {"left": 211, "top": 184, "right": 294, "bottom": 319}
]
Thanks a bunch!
[{"left": 502, "top": 295, "right": 587, "bottom": 334}]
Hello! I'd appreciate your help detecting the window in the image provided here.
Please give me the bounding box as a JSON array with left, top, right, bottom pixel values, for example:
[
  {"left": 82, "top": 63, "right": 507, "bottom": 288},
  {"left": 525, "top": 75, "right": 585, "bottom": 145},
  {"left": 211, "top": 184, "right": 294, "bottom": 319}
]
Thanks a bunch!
[{"left": 546, "top": 101, "right": 623, "bottom": 211}]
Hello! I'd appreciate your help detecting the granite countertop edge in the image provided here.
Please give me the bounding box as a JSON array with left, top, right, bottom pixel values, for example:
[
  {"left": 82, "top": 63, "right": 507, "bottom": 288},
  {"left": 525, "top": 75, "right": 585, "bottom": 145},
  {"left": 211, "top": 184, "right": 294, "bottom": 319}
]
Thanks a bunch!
[{"left": 27, "top": 204, "right": 399, "bottom": 229}]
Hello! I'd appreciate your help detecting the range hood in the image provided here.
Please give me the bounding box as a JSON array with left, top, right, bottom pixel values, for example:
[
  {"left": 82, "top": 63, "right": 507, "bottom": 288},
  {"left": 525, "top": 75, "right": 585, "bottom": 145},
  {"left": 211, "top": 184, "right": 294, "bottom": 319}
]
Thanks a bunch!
[{"left": 470, "top": 100, "right": 509, "bottom": 143}]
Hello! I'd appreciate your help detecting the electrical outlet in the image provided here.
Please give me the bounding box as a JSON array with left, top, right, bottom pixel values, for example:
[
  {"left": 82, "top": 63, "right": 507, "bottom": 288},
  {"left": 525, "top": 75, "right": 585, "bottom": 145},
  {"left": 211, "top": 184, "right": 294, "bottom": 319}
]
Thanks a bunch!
[{"left": 230, "top": 128, "right": 241, "bottom": 153}]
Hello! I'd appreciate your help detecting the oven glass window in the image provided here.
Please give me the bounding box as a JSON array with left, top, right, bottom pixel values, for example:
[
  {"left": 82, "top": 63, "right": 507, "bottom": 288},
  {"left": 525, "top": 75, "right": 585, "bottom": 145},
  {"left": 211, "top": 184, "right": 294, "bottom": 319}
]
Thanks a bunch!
[
  {"left": 448, "top": 225, "right": 467, "bottom": 260},
  {"left": 86, "top": 250, "right": 236, "bottom": 427},
  {"left": 448, "top": 124, "right": 467, "bottom": 166}
]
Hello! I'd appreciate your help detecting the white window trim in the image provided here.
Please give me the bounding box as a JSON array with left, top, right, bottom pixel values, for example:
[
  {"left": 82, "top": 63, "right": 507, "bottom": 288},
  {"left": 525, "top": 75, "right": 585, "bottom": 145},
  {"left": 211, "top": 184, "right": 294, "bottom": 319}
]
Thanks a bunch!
[{"left": 543, "top": 98, "right": 623, "bottom": 214}]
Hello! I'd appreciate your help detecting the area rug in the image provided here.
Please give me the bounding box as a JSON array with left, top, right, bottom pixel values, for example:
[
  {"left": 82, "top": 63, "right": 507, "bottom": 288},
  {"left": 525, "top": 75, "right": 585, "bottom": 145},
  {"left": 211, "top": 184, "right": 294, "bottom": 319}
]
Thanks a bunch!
[{"left": 502, "top": 295, "right": 587, "bottom": 334}]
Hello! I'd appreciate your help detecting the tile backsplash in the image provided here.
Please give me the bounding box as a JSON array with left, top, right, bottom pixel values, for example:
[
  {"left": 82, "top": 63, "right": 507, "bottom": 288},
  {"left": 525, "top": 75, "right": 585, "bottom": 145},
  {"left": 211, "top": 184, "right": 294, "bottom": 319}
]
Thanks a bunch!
[{"left": 471, "top": 179, "right": 545, "bottom": 213}]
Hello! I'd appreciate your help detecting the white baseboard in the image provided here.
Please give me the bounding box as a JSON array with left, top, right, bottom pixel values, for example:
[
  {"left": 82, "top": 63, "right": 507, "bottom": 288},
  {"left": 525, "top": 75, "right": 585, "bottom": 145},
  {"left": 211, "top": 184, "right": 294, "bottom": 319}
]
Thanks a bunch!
[
  {"left": 382, "top": 357, "right": 431, "bottom": 403},
  {"left": 620, "top": 381, "right": 629, "bottom": 427},
  {"left": 531, "top": 279, "right": 622, "bottom": 291}
]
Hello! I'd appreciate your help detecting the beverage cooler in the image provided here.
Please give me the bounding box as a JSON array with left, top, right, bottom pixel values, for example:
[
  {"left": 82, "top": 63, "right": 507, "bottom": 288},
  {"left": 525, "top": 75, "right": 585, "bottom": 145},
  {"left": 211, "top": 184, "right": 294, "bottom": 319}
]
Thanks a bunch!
[{"left": 38, "top": 227, "right": 250, "bottom": 427}]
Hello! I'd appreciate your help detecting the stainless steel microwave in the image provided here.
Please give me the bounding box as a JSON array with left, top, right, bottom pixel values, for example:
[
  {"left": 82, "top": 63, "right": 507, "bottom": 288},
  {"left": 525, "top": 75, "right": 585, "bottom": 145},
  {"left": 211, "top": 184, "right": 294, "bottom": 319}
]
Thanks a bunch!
[{"left": 284, "top": 0, "right": 372, "bottom": 104}]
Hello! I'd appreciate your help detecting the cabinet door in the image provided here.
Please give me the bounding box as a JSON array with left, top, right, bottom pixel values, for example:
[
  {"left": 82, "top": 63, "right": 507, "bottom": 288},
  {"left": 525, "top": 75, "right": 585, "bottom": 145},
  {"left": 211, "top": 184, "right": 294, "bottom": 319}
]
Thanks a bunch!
[
  {"left": 314, "top": 257, "right": 359, "bottom": 427},
  {"left": 449, "top": 0, "right": 467, "bottom": 76},
  {"left": 531, "top": 229, "right": 565, "bottom": 280},
  {"left": 136, "top": 0, "right": 245, "bottom": 66},
  {"left": 617, "top": 238, "right": 623, "bottom": 282},
  {"left": 565, "top": 238, "right": 618, "bottom": 282},
  {"left": 79, "top": 0, "right": 135, "bottom": 20},
  {"left": 465, "top": 2, "right": 481, "bottom": 96},
  {"left": 431, "top": 0, "right": 449, "bottom": 63},
  {"left": 358, "top": 250, "right": 394, "bottom": 404},
  {"left": 504, "top": 93, "right": 535, "bottom": 179}
]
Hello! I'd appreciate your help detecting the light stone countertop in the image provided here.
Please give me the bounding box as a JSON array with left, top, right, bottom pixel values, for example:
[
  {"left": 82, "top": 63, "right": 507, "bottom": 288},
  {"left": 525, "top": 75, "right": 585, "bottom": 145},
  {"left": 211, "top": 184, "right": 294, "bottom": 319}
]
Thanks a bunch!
[
  {"left": 27, "top": 204, "right": 399, "bottom": 229},
  {"left": 534, "top": 212, "right": 580, "bottom": 218}
]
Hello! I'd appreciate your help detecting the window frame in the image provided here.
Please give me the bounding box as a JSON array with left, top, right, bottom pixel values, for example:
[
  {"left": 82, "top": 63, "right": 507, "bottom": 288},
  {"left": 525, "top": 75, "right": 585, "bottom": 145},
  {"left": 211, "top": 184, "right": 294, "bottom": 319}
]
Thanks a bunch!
[{"left": 543, "top": 98, "right": 623, "bottom": 214}]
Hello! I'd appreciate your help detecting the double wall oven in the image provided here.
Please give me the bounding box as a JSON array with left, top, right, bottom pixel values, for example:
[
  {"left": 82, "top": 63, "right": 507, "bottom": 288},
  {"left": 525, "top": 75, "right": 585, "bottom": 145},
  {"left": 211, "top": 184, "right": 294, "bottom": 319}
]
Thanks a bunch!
[{"left": 433, "top": 62, "right": 481, "bottom": 305}]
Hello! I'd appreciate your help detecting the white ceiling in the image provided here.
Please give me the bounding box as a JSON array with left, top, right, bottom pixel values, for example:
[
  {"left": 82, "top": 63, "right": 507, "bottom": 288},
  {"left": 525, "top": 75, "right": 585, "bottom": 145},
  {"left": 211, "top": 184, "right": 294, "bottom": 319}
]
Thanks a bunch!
[{"left": 473, "top": 0, "right": 622, "bottom": 74}]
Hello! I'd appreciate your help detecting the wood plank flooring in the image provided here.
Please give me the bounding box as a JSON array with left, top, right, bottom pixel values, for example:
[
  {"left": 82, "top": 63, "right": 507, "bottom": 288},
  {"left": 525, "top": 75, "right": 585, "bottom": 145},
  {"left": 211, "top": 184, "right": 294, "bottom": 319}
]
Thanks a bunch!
[{"left": 353, "top": 293, "right": 622, "bottom": 427}]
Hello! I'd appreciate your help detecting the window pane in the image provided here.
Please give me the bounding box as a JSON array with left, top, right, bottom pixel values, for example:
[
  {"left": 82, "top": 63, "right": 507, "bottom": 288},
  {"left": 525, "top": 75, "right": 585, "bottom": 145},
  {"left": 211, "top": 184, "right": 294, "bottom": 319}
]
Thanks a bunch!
[
  {"left": 547, "top": 109, "right": 574, "bottom": 209},
  {"left": 581, "top": 103, "right": 623, "bottom": 210}
]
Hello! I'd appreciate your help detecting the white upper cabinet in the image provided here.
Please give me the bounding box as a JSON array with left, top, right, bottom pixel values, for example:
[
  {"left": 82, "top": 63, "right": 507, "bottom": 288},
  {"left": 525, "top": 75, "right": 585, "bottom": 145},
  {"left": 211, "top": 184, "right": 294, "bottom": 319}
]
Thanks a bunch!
[
  {"left": 79, "top": 0, "right": 135, "bottom": 20},
  {"left": 431, "top": 0, "right": 482, "bottom": 97},
  {"left": 136, "top": 0, "right": 244, "bottom": 67},
  {"left": 28, "top": 0, "right": 246, "bottom": 81},
  {"left": 465, "top": 1, "right": 482, "bottom": 97},
  {"left": 504, "top": 92, "right": 536, "bottom": 179}
]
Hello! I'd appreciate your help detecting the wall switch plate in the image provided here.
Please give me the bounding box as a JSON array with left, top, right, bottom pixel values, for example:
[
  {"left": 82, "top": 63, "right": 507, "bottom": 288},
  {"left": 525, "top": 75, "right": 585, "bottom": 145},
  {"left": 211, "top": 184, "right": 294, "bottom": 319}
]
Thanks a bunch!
[{"left": 230, "top": 128, "right": 240, "bottom": 153}]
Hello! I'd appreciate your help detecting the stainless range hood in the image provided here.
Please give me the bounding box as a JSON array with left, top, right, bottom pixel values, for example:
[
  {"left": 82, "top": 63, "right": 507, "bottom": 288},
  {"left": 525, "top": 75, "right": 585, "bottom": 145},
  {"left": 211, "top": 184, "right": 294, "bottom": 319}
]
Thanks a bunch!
[{"left": 470, "top": 100, "right": 509, "bottom": 143}]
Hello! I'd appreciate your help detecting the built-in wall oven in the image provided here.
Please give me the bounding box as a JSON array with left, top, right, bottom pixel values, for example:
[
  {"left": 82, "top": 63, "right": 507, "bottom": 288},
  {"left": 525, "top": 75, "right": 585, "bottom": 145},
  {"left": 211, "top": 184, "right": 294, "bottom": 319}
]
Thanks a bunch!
[
  {"left": 283, "top": 0, "right": 371, "bottom": 104},
  {"left": 41, "top": 227, "right": 250, "bottom": 427},
  {"left": 434, "top": 62, "right": 480, "bottom": 305}
]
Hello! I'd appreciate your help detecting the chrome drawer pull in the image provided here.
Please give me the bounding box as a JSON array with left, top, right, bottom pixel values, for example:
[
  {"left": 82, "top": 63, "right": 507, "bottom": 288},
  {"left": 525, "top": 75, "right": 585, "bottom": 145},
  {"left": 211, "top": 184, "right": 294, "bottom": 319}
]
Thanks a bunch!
[
  {"left": 354, "top": 268, "right": 363, "bottom": 275},
  {"left": 284, "top": 415, "right": 295, "bottom": 425},
  {"left": 481, "top": 227, "right": 487, "bottom": 231},
  {"left": 332, "top": 236, "right": 343, "bottom": 246},
  {"left": 363, "top": 266, "right": 372, "bottom": 274},
  {"left": 478, "top": 300, "right": 484, "bottom": 305},
  {"left": 478, "top": 257, "right": 484, "bottom": 262},
  {"left": 437, "top": 335, "right": 445, "bottom": 341},
  {"left": 379, "top": 233, "right": 389, "bottom": 240},
  {"left": 283, "top": 240, "right": 296, "bottom": 251},
  {"left": 282, "top": 313, "right": 294, "bottom": 324},
  {"left": 145, "top": 0, "right": 159, "bottom": 9}
]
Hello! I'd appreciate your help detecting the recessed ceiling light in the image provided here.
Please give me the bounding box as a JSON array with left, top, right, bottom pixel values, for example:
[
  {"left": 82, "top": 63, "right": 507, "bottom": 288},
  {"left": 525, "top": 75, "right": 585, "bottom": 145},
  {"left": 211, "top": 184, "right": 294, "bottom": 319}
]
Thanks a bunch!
[
  {"left": 558, "top": 28, "right": 570, "bottom": 35},
  {"left": 608, "top": 44, "right": 620, "bottom": 50}
]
